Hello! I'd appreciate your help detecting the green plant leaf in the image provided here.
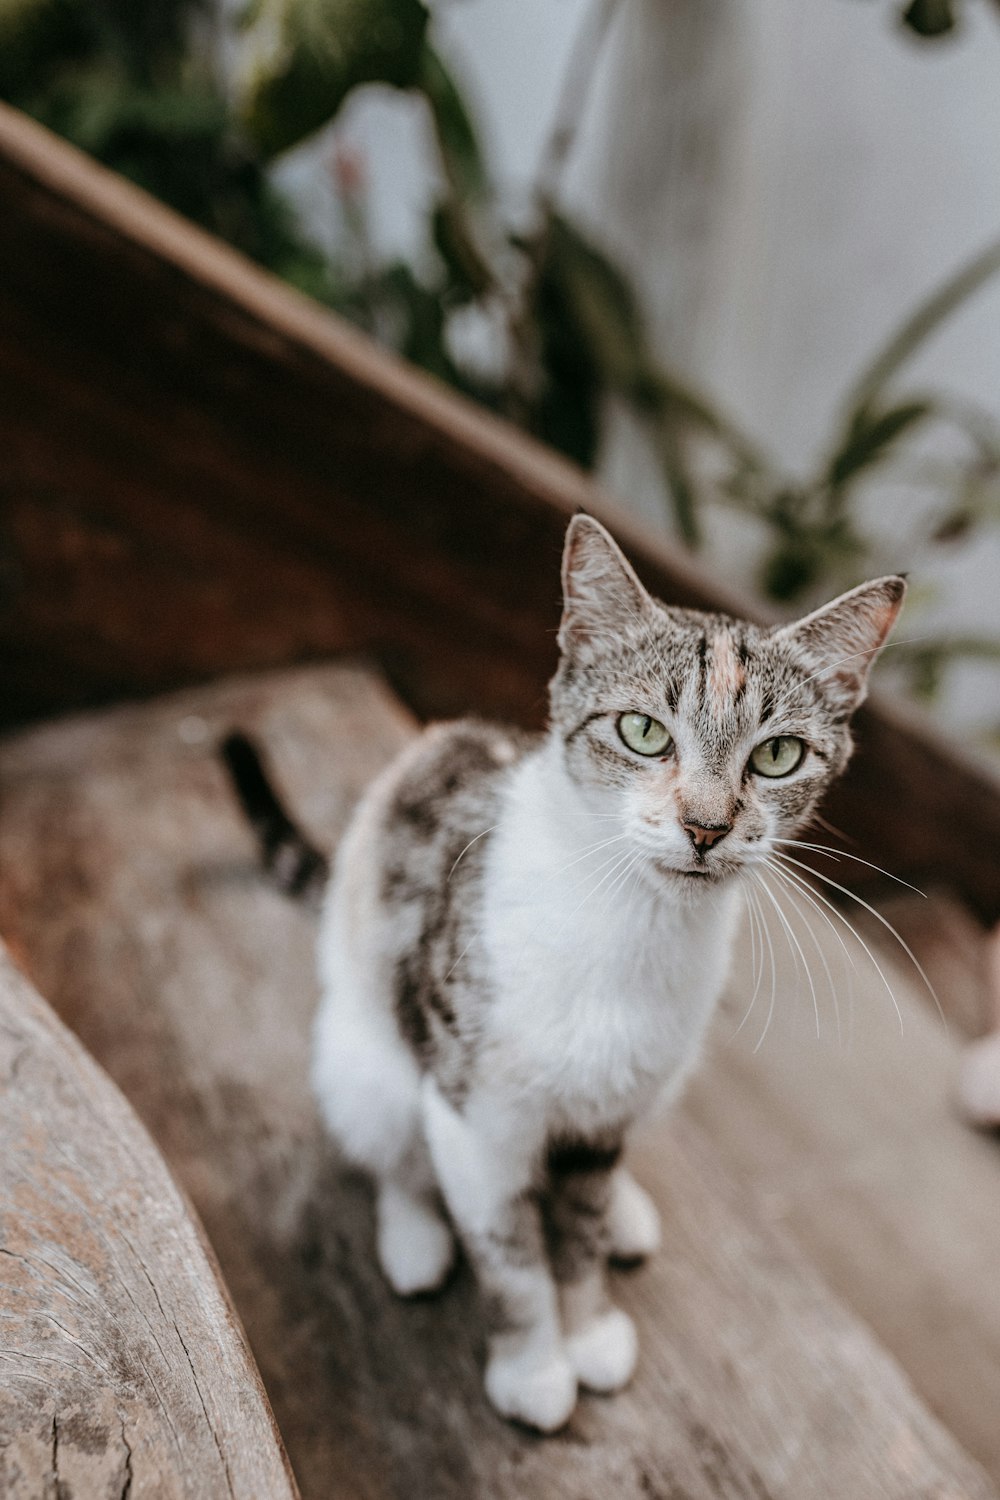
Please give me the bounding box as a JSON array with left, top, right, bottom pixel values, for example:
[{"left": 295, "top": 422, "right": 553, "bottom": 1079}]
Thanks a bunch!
[
  {"left": 431, "top": 200, "right": 495, "bottom": 302},
  {"left": 53, "top": 73, "right": 228, "bottom": 155},
  {"left": 890, "top": 635, "right": 1000, "bottom": 701},
  {"left": 533, "top": 213, "right": 783, "bottom": 540},
  {"left": 844, "top": 237, "right": 1000, "bottom": 417},
  {"left": 930, "top": 461, "right": 1000, "bottom": 540},
  {"left": 0, "top": 0, "right": 69, "bottom": 53},
  {"left": 89, "top": 0, "right": 210, "bottom": 84},
  {"left": 651, "top": 420, "right": 701, "bottom": 547},
  {"left": 762, "top": 539, "right": 825, "bottom": 603},
  {"left": 418, "top": 43, "right": 496, "bottom": 304},
  {"left": 527, "top": 238, "right": 602, "bottom": 467},
  {"left": 827, "top": 400, "right": 932, "bottom": 489},
  {"left": 0, "top": 0, "right": 91, "bottom": 100},
  {"left": 640, "top": 369, "right": 772, "bottom": 479},
  {"left": 417, "top": 41, "right": 489, "bottom": 204},
  {"left": 901, "top": 0, "right": 959, "bottom": 36},
  {"left": 542, "top": 213, "right": 648, "bottom": 396},
  {"left": 241, "top": 0, "right": 429, "bottom": 159},
  {"left": 929, "top": 393, "right": 1000, "bottom": 462},
  {"left": 755, "top": 492, "right": 868, "bottom": 603}
]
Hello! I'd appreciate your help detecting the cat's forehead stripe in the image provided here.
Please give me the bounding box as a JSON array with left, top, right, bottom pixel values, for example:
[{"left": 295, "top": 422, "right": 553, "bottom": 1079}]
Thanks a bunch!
[{"left": 706, "top": 628, "right": 747, "bottom": 705}]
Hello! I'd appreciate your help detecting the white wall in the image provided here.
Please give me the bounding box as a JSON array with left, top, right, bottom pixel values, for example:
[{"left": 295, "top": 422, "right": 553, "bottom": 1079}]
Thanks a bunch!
[
  {"left": 277, "top": 0, "right": 1000, "bottom": 747},
  {"left": 575, "top": 0, "right": 1000, "bottom": 739}
]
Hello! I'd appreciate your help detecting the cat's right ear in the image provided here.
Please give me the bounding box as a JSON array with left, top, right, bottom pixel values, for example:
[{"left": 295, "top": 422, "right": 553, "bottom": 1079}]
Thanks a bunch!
[{"left": 558, "top": 515, "right": 651, "bottom": 656}]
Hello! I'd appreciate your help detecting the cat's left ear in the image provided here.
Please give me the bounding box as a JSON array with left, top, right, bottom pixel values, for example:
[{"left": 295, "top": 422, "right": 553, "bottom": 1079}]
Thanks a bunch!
[
  {"left": 558, "top": 515, "right": 652, "bottom": 656},
  {"left": 775, "top": 575, "right": 907, "bottom": 709}
]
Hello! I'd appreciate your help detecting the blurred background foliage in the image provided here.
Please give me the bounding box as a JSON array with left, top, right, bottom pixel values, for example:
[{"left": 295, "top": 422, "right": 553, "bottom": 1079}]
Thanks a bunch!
[{"left": 2, "top": 0, "right": 999, "bottom": 714}]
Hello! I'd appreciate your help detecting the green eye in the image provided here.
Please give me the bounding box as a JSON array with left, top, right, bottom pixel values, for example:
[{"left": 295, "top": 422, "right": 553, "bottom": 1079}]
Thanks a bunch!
[
  {"left": 749, "top": 736, "right": 805, "bottom": 778},
  {"left": 618, "top": 712, "right": 672, "bottom": 757}
]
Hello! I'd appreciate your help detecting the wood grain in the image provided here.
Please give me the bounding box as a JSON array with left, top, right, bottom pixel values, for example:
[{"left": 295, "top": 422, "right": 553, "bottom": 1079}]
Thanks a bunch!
[
  {"left": 0, "top": 953, "right": 298, "bottom": 1499},
  {"left": 0, "top": 103, "right": 998, "bottom": 921},
  {"left": 683, "top": 902, "right": 1000, "bottom": 1482},
  {"left": 0, "top": 660, "right": 994, "bottom": 1499}
]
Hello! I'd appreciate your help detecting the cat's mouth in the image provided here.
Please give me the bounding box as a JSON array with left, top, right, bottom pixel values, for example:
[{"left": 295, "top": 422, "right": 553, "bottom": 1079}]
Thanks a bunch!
[{"left": 652, "top": 858, "right": 726, "bottom": 882}]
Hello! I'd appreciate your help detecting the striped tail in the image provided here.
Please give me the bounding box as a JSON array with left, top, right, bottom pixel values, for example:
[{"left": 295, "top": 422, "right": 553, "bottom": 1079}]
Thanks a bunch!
[{"left": 220, "top": 732, "right": 329, "bottom": 903}]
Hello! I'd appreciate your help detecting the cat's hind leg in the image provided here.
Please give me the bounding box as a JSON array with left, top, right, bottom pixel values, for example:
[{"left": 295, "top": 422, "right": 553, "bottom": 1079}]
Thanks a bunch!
[
  {"left": 375, "top": 1159, "right": 456, "bottom": 1298},
  {"left": 607, "top": 1165, "right": 661, "bottom": 1263},
  {"left": 312, "top": 966, "right": 455, "bottom": 1298}
]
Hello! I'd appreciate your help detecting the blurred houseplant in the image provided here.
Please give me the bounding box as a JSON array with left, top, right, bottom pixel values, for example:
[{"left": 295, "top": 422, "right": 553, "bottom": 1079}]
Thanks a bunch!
[{"left": 2, "top": 0, "right": 999, "bottom": 713}]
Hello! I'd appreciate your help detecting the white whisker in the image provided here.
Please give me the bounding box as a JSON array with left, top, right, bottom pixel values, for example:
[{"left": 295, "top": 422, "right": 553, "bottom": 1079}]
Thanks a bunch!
[
  {"left": 734, "top": 884, "right": 766, "bottom": 1038},
  {"left": 443, "top": 835, "right": 634, "bottom": 983},
  {"left": 754, "top": 869, "right": 821, "bottom": 1041},
  {"left": 764, "top": 858, "right": 841, "bottom": 1047},
  {"left": 448, "top": 826, "right": 498, "bottom": 881},
  {"left": 744, "top": 883, "right": 760, "bottom": 995},
  {"left": 550, "top": 831, "right": 631, "bottom": 881},
  {"left": 551, "top": 846, "right": 641, "bottom": 942},
  {"left": 748, "top": 883, "right": 764, "bottom": 995},
  {"left": 747, "top": 880, "right": 779, "bottom": 1054},
  {"left": 785, "top": 633, "right": 933, "bottom": 698},
  {"left": 767, "top": 858, "right": 858, "bottom": 981},
  {"left": 771, "top": 838, "right": 926, "bottom": 898},
  {"left": 751, "top": 869, "right": 799, "bottom": 984},
  {"left": 770, "top": 853, "right": 907, "bottom": 1036},
  {"left": 773, "top": 851, "right": 946, "bottom": 1033},
  {"left": 618, "top": 599, "right": 678, "bottom": 689},
  {"left": 774, "top": 857, "right": 858, "bottom": 1053},
  {"left": 594, "top": 850, "right": 644, "bottom": 921}
]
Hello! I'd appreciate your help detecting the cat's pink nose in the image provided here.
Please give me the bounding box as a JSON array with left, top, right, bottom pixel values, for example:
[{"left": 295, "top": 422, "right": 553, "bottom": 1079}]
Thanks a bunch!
[{"left": 682, "top": 820, "right": 732, "bottom": 850}]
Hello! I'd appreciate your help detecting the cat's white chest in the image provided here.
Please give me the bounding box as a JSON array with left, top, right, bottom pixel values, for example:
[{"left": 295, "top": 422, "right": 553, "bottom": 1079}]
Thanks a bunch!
[{"left": 481, "top": 766, "right": 739, "bottom": 1131}]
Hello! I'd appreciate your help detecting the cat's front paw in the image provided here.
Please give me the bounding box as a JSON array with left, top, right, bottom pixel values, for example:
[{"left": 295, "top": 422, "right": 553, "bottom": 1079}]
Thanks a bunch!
[
  {"left": 608, "top": 1170, "right": 661, "bottom": 1263},
  {"left": 376, "top": 1186, "right": 455, "bottom": 1297},
  {"left": 566, "top": 1307, "right": 638, "bottom": 1393},
  {"left": 484, "top": 1346, "right": 577, "bottom": 1432}
]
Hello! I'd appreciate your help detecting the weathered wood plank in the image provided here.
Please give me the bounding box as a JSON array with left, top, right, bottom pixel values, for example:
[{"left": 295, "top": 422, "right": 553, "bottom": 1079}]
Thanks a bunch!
[
  {"left": 0, "top": 953, "right": 298, "bottom": 1499},
  {"left": 0, "top": 661, "right": 994, "bottom": 1498},
  {"left": 682, "top": 901, "right": 1000, "bottom": 1482},
  {"left": 0, "top": 103, "right": 998, "bottom": 920}
]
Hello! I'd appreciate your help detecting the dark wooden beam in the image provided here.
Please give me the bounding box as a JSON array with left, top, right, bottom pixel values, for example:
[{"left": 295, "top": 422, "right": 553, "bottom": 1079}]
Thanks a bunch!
[{"left": 0, "top": 105, "right": 997, "bottom": 920}]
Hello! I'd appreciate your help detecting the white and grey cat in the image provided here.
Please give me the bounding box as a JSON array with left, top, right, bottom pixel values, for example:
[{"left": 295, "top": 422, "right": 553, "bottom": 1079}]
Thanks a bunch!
[{"left": 290, "top": 516, "right": 903, "bottom": 1431}]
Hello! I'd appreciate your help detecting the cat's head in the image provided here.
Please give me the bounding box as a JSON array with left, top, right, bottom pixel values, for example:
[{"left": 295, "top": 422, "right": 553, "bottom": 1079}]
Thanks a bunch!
[{"left": 549, "top": 515, "right": 905, "bottom": 889}]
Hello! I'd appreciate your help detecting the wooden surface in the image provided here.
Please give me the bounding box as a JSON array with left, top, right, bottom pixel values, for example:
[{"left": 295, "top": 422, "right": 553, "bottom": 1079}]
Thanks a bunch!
[
  {"left": 0, "top": 660, "right": 995, "bottom": 1499},
  {"left": 683, "top": 907, "right": 1000, "bottom": 1482},
  {"left": 0, "top": 103, "right": 999, "bottom": 922},
  {"left": 0, "top": 952, "right": 298, "bottom": 1499}
]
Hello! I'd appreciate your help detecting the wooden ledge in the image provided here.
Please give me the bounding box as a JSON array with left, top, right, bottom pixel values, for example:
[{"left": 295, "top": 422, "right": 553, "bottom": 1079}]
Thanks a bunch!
[{"left": 0, "top": 947, "right": 297, "bottom": 1499}]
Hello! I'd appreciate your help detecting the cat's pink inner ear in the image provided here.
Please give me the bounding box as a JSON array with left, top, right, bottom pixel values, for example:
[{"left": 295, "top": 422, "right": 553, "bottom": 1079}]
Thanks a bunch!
[
  {"left": 558, "top": 515, "right": 651, "bottom": 653},
  {"left": 778, "top": 575, "right": 907, "bottom": 706}
]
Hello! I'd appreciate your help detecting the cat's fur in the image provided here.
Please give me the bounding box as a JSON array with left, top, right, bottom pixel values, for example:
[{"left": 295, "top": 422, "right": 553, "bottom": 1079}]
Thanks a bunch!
[{"left": 311, "top": 515, "right": 905, "bottom": 1431}]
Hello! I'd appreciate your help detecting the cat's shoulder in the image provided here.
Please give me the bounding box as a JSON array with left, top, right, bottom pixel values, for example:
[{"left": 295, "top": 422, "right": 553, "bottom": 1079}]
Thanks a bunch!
[{"left": 382, "top": 718, "right": 539, "bottom": 838}]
